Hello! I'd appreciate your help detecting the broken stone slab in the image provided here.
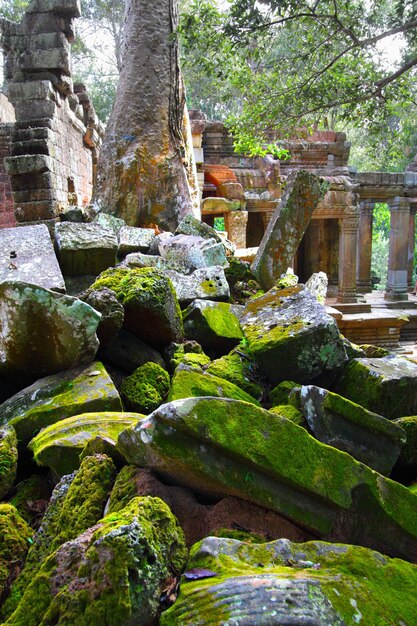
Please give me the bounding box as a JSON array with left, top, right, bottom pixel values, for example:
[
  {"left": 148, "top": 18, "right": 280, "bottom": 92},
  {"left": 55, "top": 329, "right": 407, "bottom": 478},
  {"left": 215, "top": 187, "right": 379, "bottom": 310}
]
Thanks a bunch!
[
  {"left": 0, "top": 224, "right": 65, "bottom": 292},
  {"left": 122, "top": 252, "right": 172, "bottom": 271},
  {"left": 334, "top": 354, "right": 417, "bottom": 419},
  {"left": 93, "top": 211, "right": 126, "bottom": 234},
  {"left": 79, "top": 287, "right": 124, "bottom": 346},
  {"left": 393, "top": 416, "right": 417, "bottom": 477},
  {"left": 295, "top": 385, "right": 405, "bottom": 475},
  {"left": 241, "top": 285, "right": 348, "bottom": 384},
  {"left": 91, "top": 267, "right": 183, "bottom": 348},
  {"left": 0, "top": 281, "right": 100, "bottom": 382},
  {"left": 165, "top": 266, "right": 230, "bottom": 305},
  {"left": 0, "top": 361, "right": 122, "bottom": 445},
  {"left": 168, "top": 365, "right": 261, "bottom": 406},
  {"left": 29, "top": 411, "right": 144, "bottom": 476},
  {"left": 4, "top": 154, "right": 52, "bottom": 176},
  {"left": 305, "top": 271, "right": 328, "bottom": 304},
  {"left": 161, "top": 536, "right": 417, "bottom": 625},
  {"left": 117, "top": 396, "right": 417, "bottom": 561},
  {"left": 182, "top": 299, "right": 244, "bottom": 356},
  {"left": 117, "top": 226, "right": 155, "bottom": 256},
  {"left": 201, "top": 197, "right": 241, "bottom": 214},
  {"left": 175, "top": 213, "right": 223, "bottom": 242},
  {"left": 251, "top": 170, "right": 329, "bottom": 289},
  {"left": 158, "top": 234, "right": 228, "bottom": 273},
  {"left": 54, "top": 222, "right": 118, "bottom": 276}
]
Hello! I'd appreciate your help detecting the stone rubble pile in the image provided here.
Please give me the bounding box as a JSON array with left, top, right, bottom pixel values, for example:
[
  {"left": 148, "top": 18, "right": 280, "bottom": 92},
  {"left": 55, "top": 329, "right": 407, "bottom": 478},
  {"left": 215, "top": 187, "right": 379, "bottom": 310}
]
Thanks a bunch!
[{"left": 1, "top": 198, "right": 417, "bottom": 625}]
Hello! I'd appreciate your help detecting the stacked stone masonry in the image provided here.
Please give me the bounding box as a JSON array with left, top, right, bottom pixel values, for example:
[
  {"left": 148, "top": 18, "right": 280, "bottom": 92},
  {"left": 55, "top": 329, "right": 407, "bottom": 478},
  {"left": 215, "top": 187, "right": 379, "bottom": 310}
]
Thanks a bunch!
[{"left": 0, "top": 0, "right": 103, "bottom": 227}]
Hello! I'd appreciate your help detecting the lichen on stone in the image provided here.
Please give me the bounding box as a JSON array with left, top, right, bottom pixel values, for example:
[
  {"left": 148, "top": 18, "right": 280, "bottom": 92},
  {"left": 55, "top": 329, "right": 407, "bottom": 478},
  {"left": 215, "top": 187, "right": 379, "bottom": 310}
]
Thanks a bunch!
[{"left": 120, "top": 362, "right": 171, "bottom": 413}]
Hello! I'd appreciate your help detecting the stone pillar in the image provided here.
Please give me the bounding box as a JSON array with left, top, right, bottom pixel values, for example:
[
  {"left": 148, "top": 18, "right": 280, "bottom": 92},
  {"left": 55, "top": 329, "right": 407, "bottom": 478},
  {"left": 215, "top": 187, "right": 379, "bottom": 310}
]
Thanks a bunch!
[
  {"left": 356, "top": 200, "right": 374, "bottom": 293},
  {"left": 385, "top": 197, "right": 410, "bottom": 301},
  {"left": 408, "top": 203, "right": 417, "bottom": 291},
  {"left": 337, "top": 216, "right": 359, "bottom": 303},
  {"left": 224, "top": 210, "right": 248, "bottom": 249}
]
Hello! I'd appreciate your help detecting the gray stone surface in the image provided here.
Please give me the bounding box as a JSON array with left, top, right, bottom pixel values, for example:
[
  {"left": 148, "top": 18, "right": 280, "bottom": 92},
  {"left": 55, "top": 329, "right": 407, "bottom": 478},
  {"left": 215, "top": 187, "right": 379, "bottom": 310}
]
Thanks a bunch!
[
  {"left": 166, "top": 266, "right": 230, "bottom": 305},
  {"left": 79, "top": 287, "right": 124, "bottom": 346},
  {"left": 158, "top": 234, "right": 228, "bottom": 273},
  {"left": 175, "top": 213, "right": 223, "bottom": 241},
  {"left": 251, "top": 170, "right": 329, "bottom": 289},
  {"left": 0, "top": 280, "right": 100, "bottom": 380},
  {"left": 241, "top": 285, "right": 348, "bottom": 384},
  {"left": 54, "top": 221, "right": 118, "bottom": 276},
  {"left": 305, "top": 271, "right": 328, "bottom": 304},
  {"left": 297, "top": 385, "right": 405, "bottom": 475},
  {"left": 118, "top": 226, "right": 155, "bottom": 256},
  {"left": 0, "top": 224, "right": 65, "bottom": 292},
  {"left": 98, "top": 330, "right": 166, "bottom": 373}
]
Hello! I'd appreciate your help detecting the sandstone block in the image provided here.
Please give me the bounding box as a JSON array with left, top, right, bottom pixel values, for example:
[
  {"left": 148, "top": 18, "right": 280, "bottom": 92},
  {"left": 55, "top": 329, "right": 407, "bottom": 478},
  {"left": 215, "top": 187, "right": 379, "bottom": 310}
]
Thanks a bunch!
[
  {"left": 54, "top": 222, "right": 118, "bottom": 276},
  {"left": 0, "top": 224, "right": 65, "bottom": 292},
  {"left": 166, "top": 266, "right": 230, "bottom": 305},
  {"left": 118, "top": 225, "right": 155, "bottom": 256}
]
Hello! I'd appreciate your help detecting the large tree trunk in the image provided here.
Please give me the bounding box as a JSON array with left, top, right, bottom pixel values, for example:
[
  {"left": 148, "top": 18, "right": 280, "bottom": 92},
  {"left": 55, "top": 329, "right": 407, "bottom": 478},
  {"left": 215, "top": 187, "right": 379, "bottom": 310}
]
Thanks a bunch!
[{"left": 94, "top": 0, "right": 199, "bottom": 231}]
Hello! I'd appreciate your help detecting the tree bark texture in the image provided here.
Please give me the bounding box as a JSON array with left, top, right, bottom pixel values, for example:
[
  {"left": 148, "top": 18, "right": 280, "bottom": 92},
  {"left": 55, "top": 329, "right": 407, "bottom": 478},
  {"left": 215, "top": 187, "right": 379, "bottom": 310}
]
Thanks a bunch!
[{"left": 94, "top": 0, "right": 199, "bottom": 231}]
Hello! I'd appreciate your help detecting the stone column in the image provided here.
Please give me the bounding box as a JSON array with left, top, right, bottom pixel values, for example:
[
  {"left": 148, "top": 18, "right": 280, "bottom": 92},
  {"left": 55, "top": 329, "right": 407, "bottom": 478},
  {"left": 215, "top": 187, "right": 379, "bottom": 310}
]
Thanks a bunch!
[
  {"left": 224, "top": 210, "right": 248, "bottom": 249},
  {"left": 385, "top": 196, "right": 410, "bottom": 301},
  {"left": 408, "top": 203, "right": 417, "bottom": 290},
  {"left": 356, "top": 200, "right": 374, "bottom": 293},
  {"left": 337, "top": 215, "right": 359, "bottom": 303}
]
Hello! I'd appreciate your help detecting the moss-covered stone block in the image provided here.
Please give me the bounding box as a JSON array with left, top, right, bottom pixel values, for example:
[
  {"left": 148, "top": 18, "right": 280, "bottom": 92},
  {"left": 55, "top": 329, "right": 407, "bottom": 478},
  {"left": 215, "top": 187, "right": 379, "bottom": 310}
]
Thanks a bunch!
[
  {"left": 241, "top": 285, "right": 347, "bottom": 385},
  {"left": 164, "top": 341, "right": 210, "bottom": 374},
  {"left": 393, "top": 416, "right": 417, "bottom": 475},
  {"left": 0, "top": 281, "right": 101, "bottom": 380},
  {"left": 182, "top": 299, "right": 243, "bottom": 356},
  {"left": 120, "top": 362, "right": 170, "bottom": 413},
  {"left": 206, "top": 348, "right": 264, "bottom": 400},
  {"left": 168, "top": 367, "right": 260, "bottom": 406},
  {"left": 0, "top": 504, "right": 32, "bottom": 609},
  {"left": 117, "top": 397, "right": 417, "bottom": 561},
  {"left": 2, "top": 454, "right": 116, "bottom": 620},
  {"left": 91, "top": 266, "right": 183, "bottom": 348},
  {"left": 29, "top": 412, "right": 143, "bottom": 476},
  {"left": 161, "top": 536, "right": 417, "bottom": 625},
  {"left": 9, "top": 475, "right": 52, "bottom": 527},
  {"left": 270, "top": 380, "right": 301, "bottom": 406},
  {"left": 0, "top": 425, "right": 18, "bottom": 499},
  {"left": 269, "top": 403, "right": 307, "bottom": 428},
  {"left": 297, "top": 385, "right": 406, "bottom": 475},
  {"left": 0, "top": 362, "right": 122, "bottom": 445},
  {"left": 334, "top": 354, "right": 417, "bottom": 419},
  {"left": 5, "top": 497, "right": 187, "bottom": 626}
]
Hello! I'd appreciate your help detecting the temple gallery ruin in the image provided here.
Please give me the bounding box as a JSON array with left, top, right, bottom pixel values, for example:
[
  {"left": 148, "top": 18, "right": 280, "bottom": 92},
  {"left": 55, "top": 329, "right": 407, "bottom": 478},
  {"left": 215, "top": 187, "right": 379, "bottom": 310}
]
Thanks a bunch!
[{"left": 2, "top": 1, "right": 417, "bottom": 624}]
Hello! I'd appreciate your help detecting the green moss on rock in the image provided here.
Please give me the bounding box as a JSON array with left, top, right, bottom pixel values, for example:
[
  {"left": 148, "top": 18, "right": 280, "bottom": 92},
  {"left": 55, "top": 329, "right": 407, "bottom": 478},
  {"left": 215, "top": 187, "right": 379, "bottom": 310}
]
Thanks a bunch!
[
  {"left": 5, "top": 497, "right": 187, "bottom": 626},
  {"left": 0, "top": 425, "right": 18, "bottom": 499},
  {"left": 2, "top": 454, "right": 116, "bottom": 620},
  {"left": 270, "top": 380, "right": 301, "bottom": 406},
  {"left": 206, "top": 350, "right": 263, "bottom": 400},
  {"left": 0, "top": 504, "right": 33, "bottom": 607},
  {"left": 168, "top": 366, "right": 260, "bottom": 406},
  {"left": 160, "top": 536, "right": 417, "bottom": 626},
  {"left": 269, "top": 404, "right": 307, "bottom": 428},
  {"left": 10, "top": 475, "right": 52, "bottom": 527},
  {"left": 28, "top": 412, "right": 142, "bottom": 477},
  {"left": 120, "top": 362, "right": 170, "bottom": 413}
]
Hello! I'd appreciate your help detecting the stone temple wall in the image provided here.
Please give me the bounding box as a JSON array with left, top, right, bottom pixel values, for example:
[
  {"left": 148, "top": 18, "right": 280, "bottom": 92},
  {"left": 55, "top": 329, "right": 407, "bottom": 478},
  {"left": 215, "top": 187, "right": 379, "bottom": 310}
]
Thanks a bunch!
[{"left": 0, "top": 0, "right": 102, "bottom": 228}]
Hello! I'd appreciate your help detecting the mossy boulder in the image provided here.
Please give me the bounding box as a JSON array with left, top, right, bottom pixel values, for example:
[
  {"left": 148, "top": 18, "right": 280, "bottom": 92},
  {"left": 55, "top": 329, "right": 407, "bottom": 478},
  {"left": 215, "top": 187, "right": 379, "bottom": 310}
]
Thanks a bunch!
[
  {"left": 296, "top": 385, "right": 406, "bottom": 475},
  {"left": 0, "top": 281, "right": 101, "bottom": 381},
  {"left": 117, "top": 397, "right": 417, "bottom": 561},
  {"left": 120, "top": 362, "right": 170, "bottom": 413},
  {"left": 0, "top": 425, "right": 18, "bottom": 499},
  {"left": 2, "top": 454, "right": 117, "bottom": 620},
  {"left": 205, "top": 348, "right": 264, "bottom": 400},
  {"left": 161, "top": 536, "right": 417, "bottom": 625},
  {"left": 91, "top": 266, "right": 183, "bottom": 348},
  {"left": 0, "top": 504, "right": 33, "bottom": 608},
  {"left": 5, "top": 497, "right": 187, "bottom": 626},
  {"left": 29, "top": 412, "right": 143, "bottom": 477},
  {"left": 182, "top": 299, "right": 244, "bottom": 356},
  {"left": 0, "top": 362, "right": 122, "bottom": 445},
  {"left": 241, "top": 285, "right": 348, "bottom": 385},
  {"left": 168, "top": 366, "right": 261, "bottom": 406},
  {"left": 334, "top": 354, "right": 417, "bottom": 419}
]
